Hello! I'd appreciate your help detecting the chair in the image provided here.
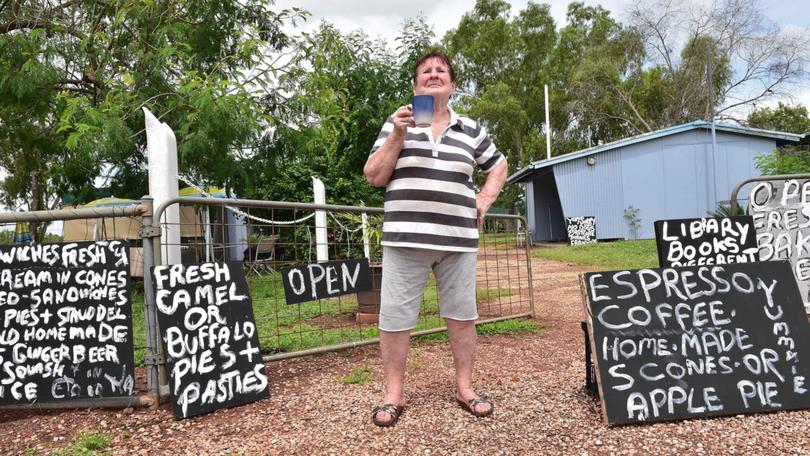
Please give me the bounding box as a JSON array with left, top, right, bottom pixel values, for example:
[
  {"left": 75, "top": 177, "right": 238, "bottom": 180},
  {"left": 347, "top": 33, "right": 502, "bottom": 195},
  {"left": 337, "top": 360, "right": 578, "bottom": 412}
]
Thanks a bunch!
[{"left": 249, "top": 235, "right": 277, "bottom": 276}]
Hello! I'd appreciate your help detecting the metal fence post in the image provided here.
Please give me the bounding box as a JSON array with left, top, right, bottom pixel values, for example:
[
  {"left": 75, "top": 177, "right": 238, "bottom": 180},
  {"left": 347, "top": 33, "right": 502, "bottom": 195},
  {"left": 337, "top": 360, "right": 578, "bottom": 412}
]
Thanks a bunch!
[
  {"left": 519, "top": 216, "right": 536, "bottom": 317},
  {"left": 139, "top": 196, "right": 164, "bottom": 405}
]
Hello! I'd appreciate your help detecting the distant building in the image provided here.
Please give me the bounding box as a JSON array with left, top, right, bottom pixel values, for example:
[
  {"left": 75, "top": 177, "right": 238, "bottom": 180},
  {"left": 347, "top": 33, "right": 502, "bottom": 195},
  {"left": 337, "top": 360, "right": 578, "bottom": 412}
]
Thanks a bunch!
[{"left": 508, "top": 121, "right": 803, "bottom": 242}]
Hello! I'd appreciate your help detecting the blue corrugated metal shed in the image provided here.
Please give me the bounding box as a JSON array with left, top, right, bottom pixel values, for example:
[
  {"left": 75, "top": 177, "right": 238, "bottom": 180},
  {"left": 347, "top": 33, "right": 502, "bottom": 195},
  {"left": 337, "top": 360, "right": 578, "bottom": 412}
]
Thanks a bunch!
[{"left": 508, "top": 121, "right": 804, "bottom": 242}]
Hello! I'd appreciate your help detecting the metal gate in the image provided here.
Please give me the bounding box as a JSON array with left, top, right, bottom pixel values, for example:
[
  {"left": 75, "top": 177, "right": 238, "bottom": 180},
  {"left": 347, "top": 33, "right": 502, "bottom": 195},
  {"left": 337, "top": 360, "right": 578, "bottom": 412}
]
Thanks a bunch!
[
  {"left": 0, "top": 196, "right": 535, "bottom": 408},
  {"left": 145, "top": 198, "right": 535, "bottom": 368}
]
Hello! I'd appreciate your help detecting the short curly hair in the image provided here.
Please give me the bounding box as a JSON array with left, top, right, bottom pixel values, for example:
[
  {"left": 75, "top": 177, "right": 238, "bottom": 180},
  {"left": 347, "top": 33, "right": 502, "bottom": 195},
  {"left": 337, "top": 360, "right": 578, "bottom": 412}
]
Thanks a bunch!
[{"left": 412, "top": 50, "right": 456, "bottom": 85}]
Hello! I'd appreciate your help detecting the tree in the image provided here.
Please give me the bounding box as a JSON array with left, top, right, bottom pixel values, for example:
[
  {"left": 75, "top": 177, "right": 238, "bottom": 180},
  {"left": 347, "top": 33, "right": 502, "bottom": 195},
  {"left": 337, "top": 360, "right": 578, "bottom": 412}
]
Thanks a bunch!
[
  {"left": 747, "top": 102, "right": 810, "bottom": 133},
  {"left": 444, "top": 0, "right": 557, "bottom": 168},
  {"left": 625, "top": 0, "right": 808, "bottom": 126},
  {"left": 239, "top": 17, "right": 434, "bottom": 207},
  {"left": 0, "top": 0, "right": 300, "bottom": 236}
]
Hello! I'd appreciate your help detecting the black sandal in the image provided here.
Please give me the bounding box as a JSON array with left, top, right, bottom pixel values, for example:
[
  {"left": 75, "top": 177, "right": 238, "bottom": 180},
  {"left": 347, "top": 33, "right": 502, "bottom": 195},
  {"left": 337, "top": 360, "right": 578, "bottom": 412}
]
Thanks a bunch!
[
  {"left": 371, "top": 403, "right": 405, "bottom": 427},
  {"left": 456, "top": 393, "right": 494, "bottom": 417}
]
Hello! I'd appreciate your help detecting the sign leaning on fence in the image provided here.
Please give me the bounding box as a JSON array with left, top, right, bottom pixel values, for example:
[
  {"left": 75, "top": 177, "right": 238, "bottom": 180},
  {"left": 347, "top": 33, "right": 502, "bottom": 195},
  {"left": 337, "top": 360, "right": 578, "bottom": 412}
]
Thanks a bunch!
[
  {"left": 281, "top": 258, "right": 373, "bottom": 305},
  {"left": 0, "top": 241, "right": 135, "bottom": 405},
  {"left": 653, "top": 216, "right": 759, "bottom": 268},
  {"left": 566, "top": 216, "right": 597, "bottom": 246},
  {"left": 749, "top": 178, "right": 810, "bottom": 314},
  {"left": 153, "top": 262, "right": 269, "bottom": 419},
  {"left": 582, "top": 261, "right": 810, "bottom": 425}
]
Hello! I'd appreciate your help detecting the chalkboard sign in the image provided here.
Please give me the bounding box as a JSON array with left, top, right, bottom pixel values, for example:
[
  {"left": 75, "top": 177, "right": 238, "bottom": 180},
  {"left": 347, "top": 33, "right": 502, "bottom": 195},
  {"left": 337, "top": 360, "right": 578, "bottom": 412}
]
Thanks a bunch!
[
  {"left": 153, "top": 262, "right": 268, "bottom": 419},
  {"left": 0, "top": 241, "right": 135, "bottom": 405},
  {"left": 583, "top": 261, "right": 810, "bottom": 425},
  {"left": 750, "top": 179, "right": 810, "bottom": 314},
  {"left": 566, "top": 216, "right": 597, "bottom": 246},
  {"left": 281, "top": 258, "right": 372, "bottom": 305},
  {"left": 654, "top": 216, "right": 759, "bottom": 267}
]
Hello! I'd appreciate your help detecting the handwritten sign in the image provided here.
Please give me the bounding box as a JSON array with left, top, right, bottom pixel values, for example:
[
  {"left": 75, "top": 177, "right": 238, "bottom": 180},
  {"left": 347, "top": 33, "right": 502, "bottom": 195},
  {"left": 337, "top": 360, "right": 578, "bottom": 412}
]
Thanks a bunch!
[
  {"left": 583, "top": 261, "right": 810, "bottom": 425},
  {"left": 153, "top": 262, "right": 269, "bottom": 419},
  {"left": 0, "top": 241, "right": 134, "bottom": 405},
  {"left": 750, "top": 178, "right": 810, "bottom": 314},
  {"left": 281, "top": 258, "right": 372, "bottom": 305},
  {"left": 566, "top": 216, "right": 597, "bottom": 246},
  {"left": 654, "top": 216, "right": 759, "bottom": 267}
]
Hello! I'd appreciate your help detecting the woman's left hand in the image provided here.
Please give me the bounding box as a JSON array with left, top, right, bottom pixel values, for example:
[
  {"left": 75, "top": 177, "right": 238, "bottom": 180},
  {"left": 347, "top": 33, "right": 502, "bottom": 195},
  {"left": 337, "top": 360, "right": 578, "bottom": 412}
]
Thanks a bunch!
[{"left": 476, "top": 192, "right": 497, "bottom": 228}]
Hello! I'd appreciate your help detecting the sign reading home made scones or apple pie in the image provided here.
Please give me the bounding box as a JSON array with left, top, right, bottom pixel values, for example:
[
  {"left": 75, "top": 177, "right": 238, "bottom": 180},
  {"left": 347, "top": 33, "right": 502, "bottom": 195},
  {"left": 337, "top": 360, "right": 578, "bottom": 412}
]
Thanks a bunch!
[{"left": 583, "top": 261, "right": 810, "bottom": 425}]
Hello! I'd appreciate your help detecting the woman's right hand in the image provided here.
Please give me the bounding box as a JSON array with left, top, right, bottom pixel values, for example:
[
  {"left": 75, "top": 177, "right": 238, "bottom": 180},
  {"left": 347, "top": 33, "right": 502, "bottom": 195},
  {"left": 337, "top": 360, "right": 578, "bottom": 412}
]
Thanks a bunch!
[{"left": 392, "top": 105, "right": 415, "bottom": 135}]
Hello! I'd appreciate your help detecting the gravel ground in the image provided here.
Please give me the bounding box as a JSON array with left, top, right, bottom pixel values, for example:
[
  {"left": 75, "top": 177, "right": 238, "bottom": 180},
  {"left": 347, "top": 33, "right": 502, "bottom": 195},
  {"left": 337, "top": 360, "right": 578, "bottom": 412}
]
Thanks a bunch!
[{"left": 1, "top": 256, "right": 809, "bottom": 455}]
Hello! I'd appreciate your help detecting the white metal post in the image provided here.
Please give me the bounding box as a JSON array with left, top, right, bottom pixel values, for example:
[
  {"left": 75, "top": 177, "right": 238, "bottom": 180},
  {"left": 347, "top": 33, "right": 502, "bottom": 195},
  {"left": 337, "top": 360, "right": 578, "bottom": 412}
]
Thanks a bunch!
[
  {"left": 545, "top": 84, "right": 551, "bottom": 160},
  {"left": 312, "top": 176, "right": 328, "bottom": 262},
  {"left": 143, "top": 108, "right": 181, "bottom": 265}
]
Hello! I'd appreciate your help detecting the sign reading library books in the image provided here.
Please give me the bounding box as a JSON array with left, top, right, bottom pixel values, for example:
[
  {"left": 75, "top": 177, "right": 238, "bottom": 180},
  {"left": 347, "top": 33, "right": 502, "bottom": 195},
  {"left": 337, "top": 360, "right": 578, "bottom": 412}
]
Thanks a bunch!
[
  {"left": 281, "top": 258, "right": 372, "bottom": 305},
  {"left": 654, "top": 216, "right": 759, "bottom": 267},
  {"left": 750, "top": 178, "right": 810, "bottom": 313},
  {"left": 566, "top": 216, "right": 597, "bottom": 246},
  {"left": 583, "top": 261, "right": 810, "bottom": 425},
  {"left": 153, "top": 262, "right": 269, "bottom": 419},
  {"left": 0, "top": 241, "right": 135, "bottom": 405}
]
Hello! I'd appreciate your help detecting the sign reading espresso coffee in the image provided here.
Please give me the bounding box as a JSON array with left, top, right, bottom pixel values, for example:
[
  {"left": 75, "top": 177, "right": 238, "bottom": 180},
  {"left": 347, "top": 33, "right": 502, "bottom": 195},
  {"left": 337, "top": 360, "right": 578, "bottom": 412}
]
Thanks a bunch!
[{"left": 583, "top": 261, "right": 810, "bottom": 425}]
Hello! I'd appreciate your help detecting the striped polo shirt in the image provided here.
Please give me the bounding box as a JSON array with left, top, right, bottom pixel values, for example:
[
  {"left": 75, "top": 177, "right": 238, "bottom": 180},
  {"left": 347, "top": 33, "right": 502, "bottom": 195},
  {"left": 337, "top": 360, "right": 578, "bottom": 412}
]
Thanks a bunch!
[{"left": 370, "top": 108, "right": 504, "bottom": 252}]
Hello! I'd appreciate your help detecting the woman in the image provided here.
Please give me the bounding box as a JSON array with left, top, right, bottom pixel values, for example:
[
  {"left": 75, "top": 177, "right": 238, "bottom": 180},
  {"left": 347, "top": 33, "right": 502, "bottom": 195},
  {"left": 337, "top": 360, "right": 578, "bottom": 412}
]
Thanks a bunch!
[{"left": 364, "top": 50, "right": 508, "bottom": 427}]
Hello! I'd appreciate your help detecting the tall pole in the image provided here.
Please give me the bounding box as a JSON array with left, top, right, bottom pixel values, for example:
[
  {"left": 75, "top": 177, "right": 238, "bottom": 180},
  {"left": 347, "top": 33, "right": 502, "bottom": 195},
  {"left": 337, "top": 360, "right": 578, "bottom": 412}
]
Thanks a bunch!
[
  {"left": 545, "top": 84, "right": 551, "bottom": 160},
  {"left": 707, "top": 48, "right": 718, "bottom": 208}
]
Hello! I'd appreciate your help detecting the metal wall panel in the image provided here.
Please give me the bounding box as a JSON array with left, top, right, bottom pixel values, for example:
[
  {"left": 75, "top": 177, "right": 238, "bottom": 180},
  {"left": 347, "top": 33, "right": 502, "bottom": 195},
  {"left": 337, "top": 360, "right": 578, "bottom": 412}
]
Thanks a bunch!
[
  {"left": 554, "top": 148, "right": 625, "bottom": 239},
  {"left": 546, "top": 130, "right": 775, "bottom": 240},
  {"left": 529, "top": 171, "right": 566, "bottom": 241}
]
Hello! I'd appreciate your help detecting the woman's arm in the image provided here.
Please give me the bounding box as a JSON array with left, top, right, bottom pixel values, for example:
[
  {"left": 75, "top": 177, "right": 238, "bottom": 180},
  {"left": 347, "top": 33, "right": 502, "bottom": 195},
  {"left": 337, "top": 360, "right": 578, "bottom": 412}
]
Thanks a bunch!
[
  {"left": 364, "top": 105, "right": 414, "bottom": 187},
  {"left": 476, "top": 159, "right": 508, "bottom": 221}
]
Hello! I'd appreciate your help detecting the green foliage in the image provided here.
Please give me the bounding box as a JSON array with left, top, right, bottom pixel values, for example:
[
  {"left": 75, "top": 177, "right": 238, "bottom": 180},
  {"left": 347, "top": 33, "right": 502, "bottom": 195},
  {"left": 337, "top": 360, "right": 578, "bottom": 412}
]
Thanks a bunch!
[
  {"left": 52, "top": 429, "right": 112, "bottom": 456},
  {"left": 747, "top": 102, "right": 810, "bottom": 134},
  {"left": 623, "top": 205, "right": 642, "bottom": 240},
  {"left": 533, "top": 239, "right": 659, "bottom": 270},
  {"left": 412, "top": 318, "right": 544, "bottom": 343},
  {"left": 754, "top": 147, "right": 810, "bottom": 176},
  {"left": 239, "top": 19, "right": 433, "bottom": 206},
  {"left": 708, "top": 203, "right": 747, "bottom": 218},
  {"left": 474, "top": 318, "right": 547, "bottom": 335},
  {"left": 340, "top": 364, "right": 375, "bottom": 384},
  {"left": 0, "top": 1, "right": 303, "bottom": 219},
  {"left": 445, "top": 0, "right": 558, "bottom": 169}
]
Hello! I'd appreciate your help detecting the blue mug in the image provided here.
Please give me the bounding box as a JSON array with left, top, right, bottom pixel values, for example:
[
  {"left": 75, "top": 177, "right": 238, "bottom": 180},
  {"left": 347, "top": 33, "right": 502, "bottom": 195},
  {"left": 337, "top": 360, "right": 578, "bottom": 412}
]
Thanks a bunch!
[{"left": 412, "top": 95, "right": 434, "bottom": 127}]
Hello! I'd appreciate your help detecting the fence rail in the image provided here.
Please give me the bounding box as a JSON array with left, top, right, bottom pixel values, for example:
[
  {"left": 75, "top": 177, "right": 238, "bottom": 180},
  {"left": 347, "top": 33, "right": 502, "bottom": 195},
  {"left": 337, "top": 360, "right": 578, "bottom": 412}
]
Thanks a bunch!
[{"left": 0, "top": 195, "right": 534, "bottom": 409}]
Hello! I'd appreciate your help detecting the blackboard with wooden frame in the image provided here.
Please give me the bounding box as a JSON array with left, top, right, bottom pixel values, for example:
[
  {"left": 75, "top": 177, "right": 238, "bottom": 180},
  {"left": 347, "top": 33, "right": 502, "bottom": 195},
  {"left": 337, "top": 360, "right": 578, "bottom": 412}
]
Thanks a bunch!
[
  {"left": 581, "top": 261, "right": 810, "bottom": 425},
  {"left": 653, "top": 216, "right": 759, "bottom": 268}
]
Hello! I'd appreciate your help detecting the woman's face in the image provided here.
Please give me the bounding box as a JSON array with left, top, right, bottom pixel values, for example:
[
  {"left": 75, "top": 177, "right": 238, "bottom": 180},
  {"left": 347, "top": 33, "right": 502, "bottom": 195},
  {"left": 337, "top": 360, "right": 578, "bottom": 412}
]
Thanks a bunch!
[{"left": 414, "top": 57, "right": 455, "bottom": 100}]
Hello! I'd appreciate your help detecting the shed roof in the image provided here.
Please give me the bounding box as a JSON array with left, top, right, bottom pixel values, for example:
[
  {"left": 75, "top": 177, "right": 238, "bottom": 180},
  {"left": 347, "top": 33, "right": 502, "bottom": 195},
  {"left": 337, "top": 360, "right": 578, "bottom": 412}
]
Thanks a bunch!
[{"left": 508, "top": 120, "right": 804, "bottom": 183}]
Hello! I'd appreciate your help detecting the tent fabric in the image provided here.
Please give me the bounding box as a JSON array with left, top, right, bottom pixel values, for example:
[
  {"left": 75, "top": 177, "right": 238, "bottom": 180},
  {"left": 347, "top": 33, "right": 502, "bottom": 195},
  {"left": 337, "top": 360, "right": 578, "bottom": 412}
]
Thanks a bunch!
[
  {"left": 62, "top": 197, "right": 203, "bottom": 241},
  {"left": 13, "top": 221, "right": 32, "bottom": 244}
]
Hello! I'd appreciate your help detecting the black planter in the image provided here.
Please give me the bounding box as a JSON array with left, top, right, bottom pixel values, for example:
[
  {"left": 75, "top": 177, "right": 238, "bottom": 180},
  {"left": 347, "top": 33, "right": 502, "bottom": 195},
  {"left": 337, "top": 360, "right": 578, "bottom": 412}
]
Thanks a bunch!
[{"left": 356, "top": 263, "right": 382, "bottom": 314}]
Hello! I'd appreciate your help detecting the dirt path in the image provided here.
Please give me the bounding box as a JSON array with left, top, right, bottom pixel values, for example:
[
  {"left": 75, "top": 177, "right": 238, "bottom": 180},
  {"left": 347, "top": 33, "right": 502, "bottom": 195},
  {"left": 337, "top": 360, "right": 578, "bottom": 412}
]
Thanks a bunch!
[{"left": 1, "top": 256, "right": 809, "bottom": 455}]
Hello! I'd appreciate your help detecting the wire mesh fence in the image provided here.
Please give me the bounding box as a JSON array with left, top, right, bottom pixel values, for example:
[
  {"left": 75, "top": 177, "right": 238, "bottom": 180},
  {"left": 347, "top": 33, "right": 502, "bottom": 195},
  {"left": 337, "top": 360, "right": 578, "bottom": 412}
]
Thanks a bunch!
[
  {"left": 0, "top": 203, "right": 154, "bottom": 409},
  {"left": 0, "top": 198, "right": 534, "bottom": 410},
  {"left": 152, "top": 199, "right": 535, "bottom": 360}
]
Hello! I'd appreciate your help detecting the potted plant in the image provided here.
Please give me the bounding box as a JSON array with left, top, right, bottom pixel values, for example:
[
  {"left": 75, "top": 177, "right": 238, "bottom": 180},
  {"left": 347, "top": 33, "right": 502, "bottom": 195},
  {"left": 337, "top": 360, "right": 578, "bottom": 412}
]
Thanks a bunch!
[{"left": 350, "top": 213, "right": 383, "bottom": 322}]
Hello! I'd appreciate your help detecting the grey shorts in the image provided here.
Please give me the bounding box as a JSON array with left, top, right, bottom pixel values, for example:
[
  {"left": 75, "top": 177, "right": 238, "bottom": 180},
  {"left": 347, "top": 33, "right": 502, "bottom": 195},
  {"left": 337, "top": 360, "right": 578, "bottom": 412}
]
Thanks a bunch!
[{"left": 378, "top": 246, "right": 478, "bottom": 332}]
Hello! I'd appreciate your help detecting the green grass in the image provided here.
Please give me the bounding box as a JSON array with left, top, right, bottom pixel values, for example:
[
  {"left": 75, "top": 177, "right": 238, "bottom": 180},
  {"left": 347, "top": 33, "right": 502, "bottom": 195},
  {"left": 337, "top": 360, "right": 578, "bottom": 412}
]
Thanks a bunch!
[
  {"left": 533, "top": 239, "right": 659, "bottom": 271},
  {"left": 128, "top": 274, "right": 524, "bottom": 363},
  {"left": 340, "top": 364, "right": 375, "bottom": 384},
  {"left": 413, "top": 318, "right": 546, "bottom": 343},
  {"left": 51, "top": 430, "right": 112, "bottom": 456},
  {"left": 476, "top": 287, "right": 512, "bottom": 301}
]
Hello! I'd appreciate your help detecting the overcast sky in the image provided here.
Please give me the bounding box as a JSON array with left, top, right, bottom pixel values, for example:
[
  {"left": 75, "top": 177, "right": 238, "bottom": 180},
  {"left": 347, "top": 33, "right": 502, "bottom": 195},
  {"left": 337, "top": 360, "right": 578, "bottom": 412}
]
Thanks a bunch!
[{"left": 275, "top": 0, "right": 810, "bottom": 109}]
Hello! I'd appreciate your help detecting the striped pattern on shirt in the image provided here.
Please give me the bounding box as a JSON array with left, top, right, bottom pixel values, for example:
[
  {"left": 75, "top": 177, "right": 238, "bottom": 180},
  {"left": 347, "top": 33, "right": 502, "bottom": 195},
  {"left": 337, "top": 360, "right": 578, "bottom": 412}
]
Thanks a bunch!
[{"left": 370, "top": 109, "right": 504, "bottom": 252}]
